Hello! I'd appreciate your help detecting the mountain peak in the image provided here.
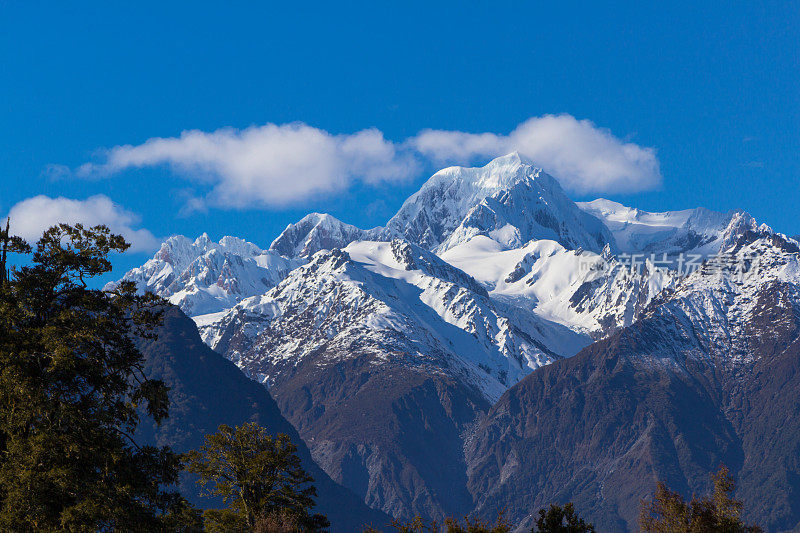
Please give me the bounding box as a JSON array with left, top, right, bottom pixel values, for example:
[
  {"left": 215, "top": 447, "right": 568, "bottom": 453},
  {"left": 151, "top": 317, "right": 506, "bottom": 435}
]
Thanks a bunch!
[
  {"left": 110, "top": 232, "right": 298, "bottom": 317},
  {"left": 487, "top": 150, "right": 523, "bottom": 165},
  {"left": 193, "top": 232, "right": 212, "bottom": 247},
  {"left": 384, "top": 155, "right": 543, "bottom": 250},
  {"left": 385, "top": 154, "right": 611, "bottom": 252},
  {"left": 429, "top": 152, "right": 541, "bottom": 191},
  {"left": 269, "top": 212, "right": 370, "bottom": 258},
  {"left": 297, "top": 212, "right": 336, "bottom": 225},
  {"left": 485, "top": 150, "right": 539, "bottom": 169}
]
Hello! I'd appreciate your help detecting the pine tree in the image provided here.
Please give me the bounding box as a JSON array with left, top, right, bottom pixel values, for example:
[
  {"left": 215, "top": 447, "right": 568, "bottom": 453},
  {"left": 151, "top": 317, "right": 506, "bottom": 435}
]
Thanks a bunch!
[
  {"left": 532, "top": 503, "right": 595, "bottom": 532},
  {"left": 185, "top": 422, "right": 330, "bottom": 532},
  {"left": 639, "top": 465, "right": 763, "bottom": 533},
  {"left": 0, "top": 223, "right": 193, "bottom": 530}
]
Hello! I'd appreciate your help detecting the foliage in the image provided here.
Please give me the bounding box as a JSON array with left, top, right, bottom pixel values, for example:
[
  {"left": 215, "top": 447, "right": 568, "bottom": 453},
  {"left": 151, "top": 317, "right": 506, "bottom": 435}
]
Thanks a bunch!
[
  {"left": 365, "top": 511, "right": 511, "bottom": 532},
  {"left": 0, "top": 223, "right": 192, "bottom": 530},
  {"left": 639, "top": 465, "right": 763, "bottom": 533},
  {"left": 531, "top": 503, "right": 595, "bottom": 532},
  {"left": 202, "top": 507, "right": 249, "bottom": 532},
  {"left": 185, "top": 422, "right": 329, "bottom": 532},
  {"left": 253, "top": 509, "right": 308, "bottom": 533},
  {"left": 160, "top": 497, "right": 206, "bottom": 532}
]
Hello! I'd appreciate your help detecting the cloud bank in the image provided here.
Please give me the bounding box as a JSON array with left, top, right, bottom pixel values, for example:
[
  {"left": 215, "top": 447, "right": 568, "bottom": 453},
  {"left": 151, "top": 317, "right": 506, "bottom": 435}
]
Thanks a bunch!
[
  {"left": 80, "top": 123, "right": 418, "bottom": 210},
  {"left": 410, "top": 115, "right": 661, "bottom": 194},
  {"left": 6, "top": 195, "right": 158, "bottom": 252},
  {"left": 75, "top": 115, "right": 661, "bottom": 209}
]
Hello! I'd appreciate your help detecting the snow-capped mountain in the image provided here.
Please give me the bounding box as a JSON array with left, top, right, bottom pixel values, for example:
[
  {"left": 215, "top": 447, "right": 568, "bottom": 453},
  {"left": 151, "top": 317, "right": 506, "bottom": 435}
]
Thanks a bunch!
[
  {"left": 190, "top": 238, "right": 589, "bottom": 519},
  {"left": 198, "top": 239, "right": 588, "bottom": 401},
  {"left": 112, "top": 148, "right": 800, "bottom": 531},
  {"left": 113, "top": 233, "right": 301, "bottom": 316},
  {"left": 385, "top": 152, "right": 613, "bottom": 253},
  {"left": 577, "top": 198, "right": 756, "bottom": 257},
  {"left": 464, "top": 229, "right": 800, "bottom": 532},
  {"left": 118, "top": 153, "right": 777, "bottom": 364},
  {"left": 117, "top": 152, "right": 780, "bottom": 385},
  {"left": 269, "top": 212, "right": 378, "bottom": 258},
  {"left": 115, "top": 152, "right": 794, "bottom": 524}
]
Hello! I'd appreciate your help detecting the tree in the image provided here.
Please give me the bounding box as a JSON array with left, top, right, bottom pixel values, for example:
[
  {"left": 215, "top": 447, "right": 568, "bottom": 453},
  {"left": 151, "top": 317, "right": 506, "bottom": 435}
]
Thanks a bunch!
[
  {"left": 363, "top": 515, "right": 438, "bottom": 533},
  {"left": 639, "top": 465, "right": 763, "bottom": 532},
  {"left": 365, "top": 511, "right": 510, "bottom": 533},
  {"left": 0, "top": 218, "right": 30, "bottom": 285},
  {"left": 442, "top": 513, "right": 511, "bottom": 533},
  {"left": 532, "top": 503, "right": 595, "bottom": 532},
  {"left": 185, "top": 422, "right": 329, "bottom": 532},
  {"left": 0, "top": 223, "right": 192, "bottom": 530}
]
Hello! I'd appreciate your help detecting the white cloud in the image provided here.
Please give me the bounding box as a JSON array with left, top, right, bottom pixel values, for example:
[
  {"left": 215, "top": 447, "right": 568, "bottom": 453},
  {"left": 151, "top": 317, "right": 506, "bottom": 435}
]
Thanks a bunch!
[
  {"left": 80, "top": 123, "right": 418, "bottom": 209},
  {"left": 5, "top": 195, "right": 158, "bottom": 252},
  {"left": 74, "top": 115, "right": 661, "bottom": 208},
  {"left": 410, "top": 114, "right": 662, "bottom": 194}
]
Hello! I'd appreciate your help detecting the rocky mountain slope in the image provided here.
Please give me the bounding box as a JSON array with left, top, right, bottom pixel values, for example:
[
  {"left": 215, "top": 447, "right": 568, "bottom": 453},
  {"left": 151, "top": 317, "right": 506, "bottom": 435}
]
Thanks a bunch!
[
  {"left": 464, "top": 229, "right": 800, "bottom": 532},
  {"left": 191, "top": 239, "right": 590, "bottom": 519}
]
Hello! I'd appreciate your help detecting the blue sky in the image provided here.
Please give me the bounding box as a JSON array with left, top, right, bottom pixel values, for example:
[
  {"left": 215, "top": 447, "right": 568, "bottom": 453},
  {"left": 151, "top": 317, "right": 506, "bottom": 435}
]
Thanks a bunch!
[{"left": 1, "top": 2, "right": 798, "bottom": 277}]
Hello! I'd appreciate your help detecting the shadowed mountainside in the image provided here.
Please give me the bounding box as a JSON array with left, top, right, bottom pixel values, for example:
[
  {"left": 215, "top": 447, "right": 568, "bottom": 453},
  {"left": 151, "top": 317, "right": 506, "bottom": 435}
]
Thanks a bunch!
[{"left": 135, "top": 306, "right": 391, "bottom": 532}]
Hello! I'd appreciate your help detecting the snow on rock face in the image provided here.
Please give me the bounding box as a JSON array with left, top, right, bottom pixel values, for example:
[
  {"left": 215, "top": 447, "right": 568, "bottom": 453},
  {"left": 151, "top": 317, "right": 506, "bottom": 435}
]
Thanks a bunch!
[
  {"left": 385, "top": 152, "right": 613, "bottom": 253},
  {"left": 345, "top": 239, "right": 490, "bottom": 297},
  {"left": 440, "top": 235, "right": 677, "bottom": 337},
  {"left": 384, "top": 153, "right": 528, "bottom": 250},
  {"left": 440, "top": 168, "right": 614, "bottom": 253},
  {"left": 269, "top": 212, "right": 379, "bottom": 258},
  {"left": 577, "top": 198, "right": 755, "bottom": 257},
  {"left": 111, "top": 234, "right": 302, "bottom": 316},
  {"left": 633, "top": 230, "right": 800, "bottom": 366},
  {"left": 197, "top": 240, "right": 590, "bottom": 402}
]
